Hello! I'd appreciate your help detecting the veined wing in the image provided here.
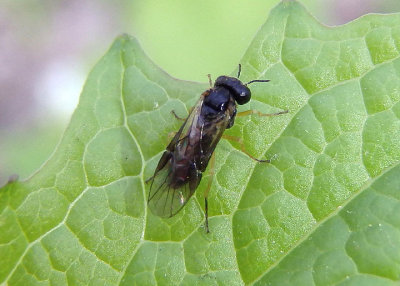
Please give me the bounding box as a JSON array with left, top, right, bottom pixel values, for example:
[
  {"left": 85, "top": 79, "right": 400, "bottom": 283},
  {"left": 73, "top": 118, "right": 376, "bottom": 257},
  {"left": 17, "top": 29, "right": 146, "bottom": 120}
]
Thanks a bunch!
[
  {"left": 147, "top": 154, "right": 201, "bottom": 217},
  {"left": 147, "top": 95, "right": 206, "bottom": 218}
]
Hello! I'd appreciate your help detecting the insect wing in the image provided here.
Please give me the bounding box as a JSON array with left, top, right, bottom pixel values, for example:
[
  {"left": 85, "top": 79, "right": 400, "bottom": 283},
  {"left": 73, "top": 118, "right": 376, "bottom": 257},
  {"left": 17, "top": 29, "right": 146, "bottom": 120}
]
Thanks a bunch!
[
  {"left": 147, "top": 156, "right": 201, "bottom": 217},
  {"left": 148, "top": 98, "right": 204, "bottom": 218}
]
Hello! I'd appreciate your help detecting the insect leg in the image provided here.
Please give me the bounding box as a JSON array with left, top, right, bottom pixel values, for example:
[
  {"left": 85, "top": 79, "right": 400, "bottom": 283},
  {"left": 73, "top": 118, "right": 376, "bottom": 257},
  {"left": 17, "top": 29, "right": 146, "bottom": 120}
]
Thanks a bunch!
[
  {"left": 207, "top": 74, "right": 213, "bottom": 87},
  {"left": 222, "top": 134, "right": 270, "bottom": 163},
  {"left": 204, "top": 198, "right": 209, "bottom": 233},
  {"left": 171, "top": 110, "right": 186, "bottom": 121},
  {"left": 204, "top": 152, "right": 216, "bottom": 233},
  {"left": 236, "top": 109, "right": 289, "bottom": 117}
]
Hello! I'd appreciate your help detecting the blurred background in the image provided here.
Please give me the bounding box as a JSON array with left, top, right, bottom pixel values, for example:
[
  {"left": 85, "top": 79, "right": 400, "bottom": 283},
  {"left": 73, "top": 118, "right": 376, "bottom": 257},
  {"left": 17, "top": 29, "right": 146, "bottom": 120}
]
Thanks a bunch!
[{"left": 1, "top": 0, "right": 400, "bottom": 186}]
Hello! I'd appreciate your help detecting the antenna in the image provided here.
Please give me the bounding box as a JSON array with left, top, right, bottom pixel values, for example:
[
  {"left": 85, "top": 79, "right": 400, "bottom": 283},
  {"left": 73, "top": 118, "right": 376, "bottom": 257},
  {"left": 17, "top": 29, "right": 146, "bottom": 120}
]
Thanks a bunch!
[
  {"left": 238, "top": 64, "right": 270, "bottom": 84},
  {"left": 246, "top": 79, "right": 270, "bottom": 85}
]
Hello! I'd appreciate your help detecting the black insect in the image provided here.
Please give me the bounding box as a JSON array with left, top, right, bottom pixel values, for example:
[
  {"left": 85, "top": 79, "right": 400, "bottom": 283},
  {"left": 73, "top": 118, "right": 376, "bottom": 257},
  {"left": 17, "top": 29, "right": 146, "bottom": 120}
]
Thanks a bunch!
[{"left": 147, "top": 65, "right": 287, "bottom": 232}]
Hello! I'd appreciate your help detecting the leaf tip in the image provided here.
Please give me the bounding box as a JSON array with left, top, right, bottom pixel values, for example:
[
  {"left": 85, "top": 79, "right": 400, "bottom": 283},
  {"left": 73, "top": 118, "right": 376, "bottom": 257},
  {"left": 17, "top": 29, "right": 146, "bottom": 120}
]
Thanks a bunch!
[
  {"left": 0, "top": 174, "right": 19, "bottom": 192},
  {"left": 7, "top": 174, "right": 19, "bottom": 184}
]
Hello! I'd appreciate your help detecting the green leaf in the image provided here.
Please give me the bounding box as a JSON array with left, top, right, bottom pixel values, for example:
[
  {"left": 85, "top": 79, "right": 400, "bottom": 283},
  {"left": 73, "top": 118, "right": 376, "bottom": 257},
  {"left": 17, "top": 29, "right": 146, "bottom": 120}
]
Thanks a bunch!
[{"left": 1, "top": 1, "right": 400, "bottom": 285}]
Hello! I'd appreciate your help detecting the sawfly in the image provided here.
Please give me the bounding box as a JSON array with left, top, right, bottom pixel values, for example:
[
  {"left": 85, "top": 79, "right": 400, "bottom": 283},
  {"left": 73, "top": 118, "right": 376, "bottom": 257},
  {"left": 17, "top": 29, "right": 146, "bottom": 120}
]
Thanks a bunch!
[{"left": 147, "top": 64, "right": 288, "bottom": 233}]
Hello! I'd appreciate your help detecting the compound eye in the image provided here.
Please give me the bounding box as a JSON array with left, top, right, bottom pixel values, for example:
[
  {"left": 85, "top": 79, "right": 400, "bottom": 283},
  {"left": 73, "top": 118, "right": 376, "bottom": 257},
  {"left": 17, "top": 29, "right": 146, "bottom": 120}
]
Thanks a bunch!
[{"left": 233, "top": 85, "right": 251, "bottom": 105}]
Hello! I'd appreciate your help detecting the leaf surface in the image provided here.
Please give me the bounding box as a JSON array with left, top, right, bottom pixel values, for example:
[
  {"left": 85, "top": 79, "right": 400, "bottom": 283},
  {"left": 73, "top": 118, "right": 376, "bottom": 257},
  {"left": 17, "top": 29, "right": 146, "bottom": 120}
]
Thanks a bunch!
[{"left": 1, "top": 1, "right": 400, "bottom": 285}]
